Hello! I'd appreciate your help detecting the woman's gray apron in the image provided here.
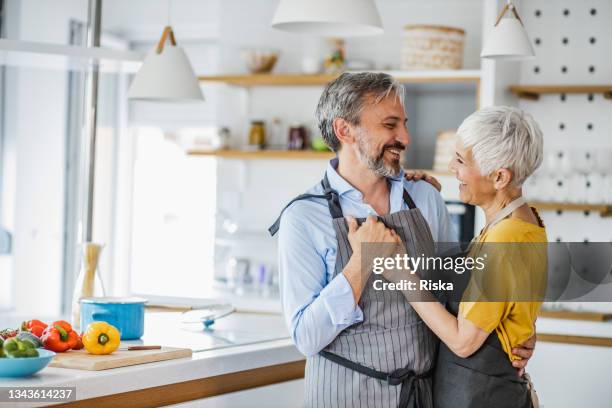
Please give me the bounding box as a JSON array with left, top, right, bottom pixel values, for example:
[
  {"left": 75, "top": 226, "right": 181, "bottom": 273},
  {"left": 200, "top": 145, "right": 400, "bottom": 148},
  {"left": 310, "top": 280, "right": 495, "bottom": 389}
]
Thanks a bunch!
[
  {"left": 270, "top": 174, "right": 438, "bottom": 408},
  {"left": 434, "top": 196, "right": 532, "bottom": 408},
  {"left": 434, "top": 303, "right": 531, "bottom": 408}
]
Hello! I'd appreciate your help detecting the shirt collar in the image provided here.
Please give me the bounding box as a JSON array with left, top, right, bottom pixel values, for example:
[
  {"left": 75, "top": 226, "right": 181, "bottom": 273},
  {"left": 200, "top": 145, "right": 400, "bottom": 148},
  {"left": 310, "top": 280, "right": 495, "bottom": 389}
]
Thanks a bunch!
[{"left": 325, "top": 157, "right": 406, "bottom": 200}]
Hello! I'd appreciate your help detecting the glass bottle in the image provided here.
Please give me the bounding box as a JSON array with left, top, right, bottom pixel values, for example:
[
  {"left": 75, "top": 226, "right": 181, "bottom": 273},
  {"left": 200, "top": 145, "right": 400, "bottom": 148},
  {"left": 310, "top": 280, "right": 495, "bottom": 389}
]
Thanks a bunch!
[
  {"left": 288, "top": 123, "right": 308, "bottom": 150},
  {"left": 248, "top": 120, "right": 266, "bottom": 149},
  {"left": 71, "top": 242, "right": 106, "bottom": 330}
]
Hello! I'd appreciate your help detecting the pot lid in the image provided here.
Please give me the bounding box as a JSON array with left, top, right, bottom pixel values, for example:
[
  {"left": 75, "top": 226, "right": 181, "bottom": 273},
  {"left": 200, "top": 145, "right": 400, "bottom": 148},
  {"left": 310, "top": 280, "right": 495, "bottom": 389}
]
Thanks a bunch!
[{"left": 80, "top": 296, "right": 148, "bottom": 304}]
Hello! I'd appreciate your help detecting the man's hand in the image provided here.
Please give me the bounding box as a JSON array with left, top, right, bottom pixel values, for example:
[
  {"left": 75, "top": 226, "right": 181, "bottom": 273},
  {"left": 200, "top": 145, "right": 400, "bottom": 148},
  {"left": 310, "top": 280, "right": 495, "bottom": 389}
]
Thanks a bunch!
[
  {"left": 405, "top": 170, "right": 442, "bottom": 192},
  {"left": 347, "top": 216, "right": 398, "bottom": 252},
  {"left": 343, "top": 216, "right": 400, "bottom": 301},
  {"left": 512, "top": 333, "right": 536, "bottom": 377}
]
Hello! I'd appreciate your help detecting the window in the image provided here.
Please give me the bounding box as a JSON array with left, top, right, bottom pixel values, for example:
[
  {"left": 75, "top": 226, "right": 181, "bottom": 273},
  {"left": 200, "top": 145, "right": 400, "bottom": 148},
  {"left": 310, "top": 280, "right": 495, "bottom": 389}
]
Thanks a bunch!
[
  {"left": 0, "top": 56, "right": 135, "bottom": 313},
  {"left": 127, "top": 129, "right": 217, "bottom": 298},
  {"left": 0, "top": 49, "right": 89, "bottom": 315},
  {"left": 0, "top": 0, "right": 11, "bottom": 310},
  {"left": 0, "top": 0, "right": 132, "bottom": 314},
  {"left": 118, "top": 39, "right": 221, "bottom": 300}
]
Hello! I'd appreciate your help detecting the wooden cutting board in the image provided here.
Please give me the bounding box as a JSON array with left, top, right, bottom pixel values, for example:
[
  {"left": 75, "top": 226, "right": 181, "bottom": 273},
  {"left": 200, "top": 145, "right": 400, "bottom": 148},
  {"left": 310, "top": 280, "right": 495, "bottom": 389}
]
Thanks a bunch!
[{"left": 49, "top": 347, "right": 192, "bottom": 370}]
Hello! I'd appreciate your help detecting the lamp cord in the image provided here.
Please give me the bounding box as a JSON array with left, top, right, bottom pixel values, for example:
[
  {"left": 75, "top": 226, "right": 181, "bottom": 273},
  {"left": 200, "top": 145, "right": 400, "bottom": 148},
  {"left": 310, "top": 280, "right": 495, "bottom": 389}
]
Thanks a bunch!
[
  {"left": 495, "top": 0, "right": 523, "bottom": 26},
  {"left": 167, "top": 0, "right": 172, "bottom": 27}
]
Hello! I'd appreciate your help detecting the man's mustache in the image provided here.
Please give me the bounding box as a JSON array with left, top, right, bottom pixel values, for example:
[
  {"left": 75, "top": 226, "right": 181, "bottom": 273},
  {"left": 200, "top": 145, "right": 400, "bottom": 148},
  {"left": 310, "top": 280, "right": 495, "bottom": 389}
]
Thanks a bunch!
[
  {"left": 383, "top": 142, "right": 406, "bottom": 151},
  {"left": 376, "top": 142, "right": 406, "bottom": 160}
]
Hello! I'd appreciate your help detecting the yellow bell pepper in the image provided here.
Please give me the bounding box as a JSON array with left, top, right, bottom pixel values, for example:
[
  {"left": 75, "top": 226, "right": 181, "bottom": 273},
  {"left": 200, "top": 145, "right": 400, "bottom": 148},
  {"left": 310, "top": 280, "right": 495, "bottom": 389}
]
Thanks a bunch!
[{"left": 82, "top": 321, "right": 121, "bottom": 355}]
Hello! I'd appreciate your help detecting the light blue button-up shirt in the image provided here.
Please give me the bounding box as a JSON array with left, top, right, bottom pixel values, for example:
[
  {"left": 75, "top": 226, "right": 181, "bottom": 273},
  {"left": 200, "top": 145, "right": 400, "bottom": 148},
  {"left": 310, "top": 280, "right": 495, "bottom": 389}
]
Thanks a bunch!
[{"left": 277, "top": 160, "right": 457, "bottom": 356}]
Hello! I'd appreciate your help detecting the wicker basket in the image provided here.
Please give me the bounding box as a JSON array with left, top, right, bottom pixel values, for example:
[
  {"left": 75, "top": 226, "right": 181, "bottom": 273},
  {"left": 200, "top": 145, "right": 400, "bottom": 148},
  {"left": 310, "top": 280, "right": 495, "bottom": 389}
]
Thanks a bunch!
[
  {"left": 402, "top": 25, "right": 465, "bottom": 70},
  {"left": 433, "top": 130, "right": 457, "bottom": 172}
]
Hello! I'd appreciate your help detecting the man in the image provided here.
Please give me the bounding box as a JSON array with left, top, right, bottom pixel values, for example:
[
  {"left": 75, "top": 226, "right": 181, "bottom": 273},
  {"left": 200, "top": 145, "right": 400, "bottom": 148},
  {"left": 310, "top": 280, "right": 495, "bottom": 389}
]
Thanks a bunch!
[{"left": 270, "top": 72, "right": 533, "bottom": 407}]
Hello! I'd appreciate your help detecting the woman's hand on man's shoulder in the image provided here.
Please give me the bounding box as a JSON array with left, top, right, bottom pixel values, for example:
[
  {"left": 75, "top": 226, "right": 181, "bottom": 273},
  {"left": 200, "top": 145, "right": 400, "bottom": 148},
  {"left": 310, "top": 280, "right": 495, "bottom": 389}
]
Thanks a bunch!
[{"left": 404, "top": 170, "right": 442, "bottom": 192}]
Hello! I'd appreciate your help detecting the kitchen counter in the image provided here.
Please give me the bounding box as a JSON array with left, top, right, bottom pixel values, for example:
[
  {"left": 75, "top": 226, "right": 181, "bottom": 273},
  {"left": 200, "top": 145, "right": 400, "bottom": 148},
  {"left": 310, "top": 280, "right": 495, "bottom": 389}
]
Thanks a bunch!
[
  {"left": 0, "top": 312, "right": 305, "bottom": 407},
  {"left": 2, "top": 308, "right": 612, "bottom": 407}
]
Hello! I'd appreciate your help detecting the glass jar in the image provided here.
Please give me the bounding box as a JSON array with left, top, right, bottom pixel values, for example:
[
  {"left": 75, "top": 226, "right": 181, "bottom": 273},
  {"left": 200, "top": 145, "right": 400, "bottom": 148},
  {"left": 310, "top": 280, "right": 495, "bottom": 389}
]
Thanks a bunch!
[
  {"left": 288, "top": 124, "right": 308, "bottom": 150},
  {"left": 71, "top": 242, "right": 106, "bottom": 330},
  {"left": 248, "top": 120, "right": 266, "bottom": 148}
]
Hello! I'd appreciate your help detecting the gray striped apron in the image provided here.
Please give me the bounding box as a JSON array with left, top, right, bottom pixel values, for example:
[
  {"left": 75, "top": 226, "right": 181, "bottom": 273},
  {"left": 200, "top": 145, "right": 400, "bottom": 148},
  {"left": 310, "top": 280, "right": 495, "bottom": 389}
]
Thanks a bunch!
[{"left": 270, "top": 174, "right": 438, "bottom": 408}]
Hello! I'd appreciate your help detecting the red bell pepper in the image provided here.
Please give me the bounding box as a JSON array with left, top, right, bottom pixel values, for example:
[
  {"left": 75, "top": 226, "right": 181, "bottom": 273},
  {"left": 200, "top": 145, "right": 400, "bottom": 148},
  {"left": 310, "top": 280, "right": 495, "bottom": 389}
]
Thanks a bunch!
[
  {"left": 24, "top": 319, "right": 48, "bottom": 338},
  {"left": 0, "top": 328, "right": 17, "bottom": 340},
  {"left": 72, "top": 333, "right": 85, "bottom": 350},
  {"left": 41, "top": 320, "right": 78, "bottom": 352}
]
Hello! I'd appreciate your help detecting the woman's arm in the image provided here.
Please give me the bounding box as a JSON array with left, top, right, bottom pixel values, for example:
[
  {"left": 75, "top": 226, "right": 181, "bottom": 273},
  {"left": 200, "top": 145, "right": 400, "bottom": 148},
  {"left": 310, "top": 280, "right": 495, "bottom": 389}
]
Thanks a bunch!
[
  {"left": 409, "top": 301, "right": 490, "bottom": 358},
  {"left": 345, "top": 218, "right": 523, "bottom": 362},
  {"left": 382, "top": 264, "right": 490, "bottom": 358}
]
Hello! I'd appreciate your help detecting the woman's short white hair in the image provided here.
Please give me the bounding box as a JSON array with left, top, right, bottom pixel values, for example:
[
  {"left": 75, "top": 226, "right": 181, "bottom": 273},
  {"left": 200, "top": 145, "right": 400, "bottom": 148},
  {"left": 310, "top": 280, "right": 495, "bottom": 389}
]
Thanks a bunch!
[{"left": 457, "top": 106, "right": 543, "bottom": 186}]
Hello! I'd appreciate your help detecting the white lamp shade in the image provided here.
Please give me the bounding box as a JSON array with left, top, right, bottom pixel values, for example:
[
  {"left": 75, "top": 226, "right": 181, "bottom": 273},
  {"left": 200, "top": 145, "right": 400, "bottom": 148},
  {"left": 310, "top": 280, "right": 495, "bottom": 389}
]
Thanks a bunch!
[
  {"left": 481, "top": 17, "right": 535, "bottom": 60},
  {"left": 271, "top": 0, "right": 383, "bottom": 37},
  {"left": 128, "top": 45, "right": 204, "bottom": 102}
]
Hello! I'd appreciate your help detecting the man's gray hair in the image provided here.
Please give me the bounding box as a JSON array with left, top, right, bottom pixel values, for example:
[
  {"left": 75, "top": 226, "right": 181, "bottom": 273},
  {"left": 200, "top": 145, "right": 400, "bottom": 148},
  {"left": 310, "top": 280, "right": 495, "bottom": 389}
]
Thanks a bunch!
[
  {"left": 316, "top": 72, "right": 405, "bottom": 152},
  {"left": 457, "top": 106, "right": 544, "bottom": 186}
]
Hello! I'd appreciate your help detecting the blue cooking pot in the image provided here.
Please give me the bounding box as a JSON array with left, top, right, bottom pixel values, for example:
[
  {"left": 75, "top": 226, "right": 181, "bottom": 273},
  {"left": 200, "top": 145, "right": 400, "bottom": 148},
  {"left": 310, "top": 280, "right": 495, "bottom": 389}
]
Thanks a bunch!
[{"left": 80, "top": 297, "right": 148, "bottom": 340}]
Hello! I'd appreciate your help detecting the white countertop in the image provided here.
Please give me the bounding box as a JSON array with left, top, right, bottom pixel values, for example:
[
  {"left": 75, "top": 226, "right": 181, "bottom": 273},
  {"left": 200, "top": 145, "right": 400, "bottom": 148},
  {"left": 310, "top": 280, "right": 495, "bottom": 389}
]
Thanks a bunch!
[{"left": 0, "top": 312, "right": 304, "bottom": 407}]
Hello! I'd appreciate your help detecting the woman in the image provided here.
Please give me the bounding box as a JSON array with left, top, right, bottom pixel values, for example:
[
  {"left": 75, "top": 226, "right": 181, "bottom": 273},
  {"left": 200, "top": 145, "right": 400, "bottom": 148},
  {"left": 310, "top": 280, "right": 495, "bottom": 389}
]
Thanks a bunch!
[{"left": 351, "top": 106, "right": 546, "bottom": 408}]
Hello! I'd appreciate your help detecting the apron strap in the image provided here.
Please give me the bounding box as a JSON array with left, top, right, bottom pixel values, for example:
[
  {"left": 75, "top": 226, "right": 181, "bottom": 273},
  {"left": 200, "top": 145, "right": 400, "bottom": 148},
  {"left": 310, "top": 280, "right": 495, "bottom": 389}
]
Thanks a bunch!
[
  {"left": 321, "top": 173, "right": 344, "bottom": 219},
  {"left": 267, "top": 190, "right": 337, "bottom": 236},
  {"left": 403, "top": 188, "right": 417, "bottom": 210},
  {"left": 320, "top": 350, "right": 433, "bottom": 408},
  {"left": 481, "top": 196, "right": 526, "bottom": 235},
  {"left": 268, "top": 175, "right": 344, "bottom": 237},
  {"left": 269, "top": 173, "right": 418, "bottom": 236}
]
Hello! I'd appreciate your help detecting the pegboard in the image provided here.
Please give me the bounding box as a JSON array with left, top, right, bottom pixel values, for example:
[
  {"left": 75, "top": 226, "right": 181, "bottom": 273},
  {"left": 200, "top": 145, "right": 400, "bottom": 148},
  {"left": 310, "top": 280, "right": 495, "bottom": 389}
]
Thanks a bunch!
[
  {"left": 516, "top": 0, "right": 612, "bottom": 242},
  {"left": 521, "top": 0, "right": 611, "bottom": 85}
]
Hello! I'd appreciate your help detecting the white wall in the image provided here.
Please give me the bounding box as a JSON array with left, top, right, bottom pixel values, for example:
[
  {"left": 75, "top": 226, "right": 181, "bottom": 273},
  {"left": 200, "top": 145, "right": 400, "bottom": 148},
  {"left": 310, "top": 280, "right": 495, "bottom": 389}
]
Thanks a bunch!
[
  {"left": 214, "top": 0, "right": 483, "bottom": 73},
  {"left": 213, "top": 0, "right": 484, "bottom": 142}
]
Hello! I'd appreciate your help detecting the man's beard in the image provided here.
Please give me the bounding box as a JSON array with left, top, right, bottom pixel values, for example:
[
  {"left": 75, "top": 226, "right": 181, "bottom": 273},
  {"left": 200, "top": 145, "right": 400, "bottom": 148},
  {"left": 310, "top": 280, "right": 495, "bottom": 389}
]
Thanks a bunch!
[{"left": 355, "top": 128, "right": 405, "bottom": 178}]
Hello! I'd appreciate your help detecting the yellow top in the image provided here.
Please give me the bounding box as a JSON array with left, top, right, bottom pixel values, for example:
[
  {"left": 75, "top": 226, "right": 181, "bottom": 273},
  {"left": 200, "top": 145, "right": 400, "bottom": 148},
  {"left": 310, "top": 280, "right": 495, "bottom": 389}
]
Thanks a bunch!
[{"left": 459, "top": 211, "right": 547, "bottom": 361}]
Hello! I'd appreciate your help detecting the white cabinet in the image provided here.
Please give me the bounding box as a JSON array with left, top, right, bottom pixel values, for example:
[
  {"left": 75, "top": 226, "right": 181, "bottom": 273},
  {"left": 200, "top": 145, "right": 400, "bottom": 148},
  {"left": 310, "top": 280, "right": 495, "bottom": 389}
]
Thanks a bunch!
[{"left": 527, "top": 342, "right": 612, "bottom": 408}]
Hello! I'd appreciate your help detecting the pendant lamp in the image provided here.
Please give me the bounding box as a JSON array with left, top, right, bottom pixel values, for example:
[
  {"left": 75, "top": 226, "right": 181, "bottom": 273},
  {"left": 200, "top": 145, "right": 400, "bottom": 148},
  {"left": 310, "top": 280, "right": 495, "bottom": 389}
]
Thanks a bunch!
[
  {"left": 128, "top": 26, "right": 204, "bottom": 102},
  {"left": 481, "top": 1, "right": 535, "bottom": 60},
  {"left": 271, "top": 0, "right": 384, "bottom": 37}
]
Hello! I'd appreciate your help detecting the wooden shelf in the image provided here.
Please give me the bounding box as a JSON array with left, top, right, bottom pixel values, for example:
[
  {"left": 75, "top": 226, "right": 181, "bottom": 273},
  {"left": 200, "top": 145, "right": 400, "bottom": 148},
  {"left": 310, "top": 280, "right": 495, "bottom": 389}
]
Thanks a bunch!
[
  {"left": 186, "top": 149, "right": 454, "bottom": 177},
  {"left": 539, "top": 309, "right": 612, "bottom": 322},
  {"left": 199, "top": 74, "right": 337, "bottom": 86},
  {"left": 198, "top": 70, "right": 481, "bottom": 87},
  {"left": 187, "top": 149, "right": 335, "bottom": 160},
  {"left": 509, "top": 85, "right": 612, "bottom": 100},
  {"left": 539, "top": 333, "right": 612, "bottom": 348},
  {"left": 529, "top": 202, "right": 612, "bottom": 217}
]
